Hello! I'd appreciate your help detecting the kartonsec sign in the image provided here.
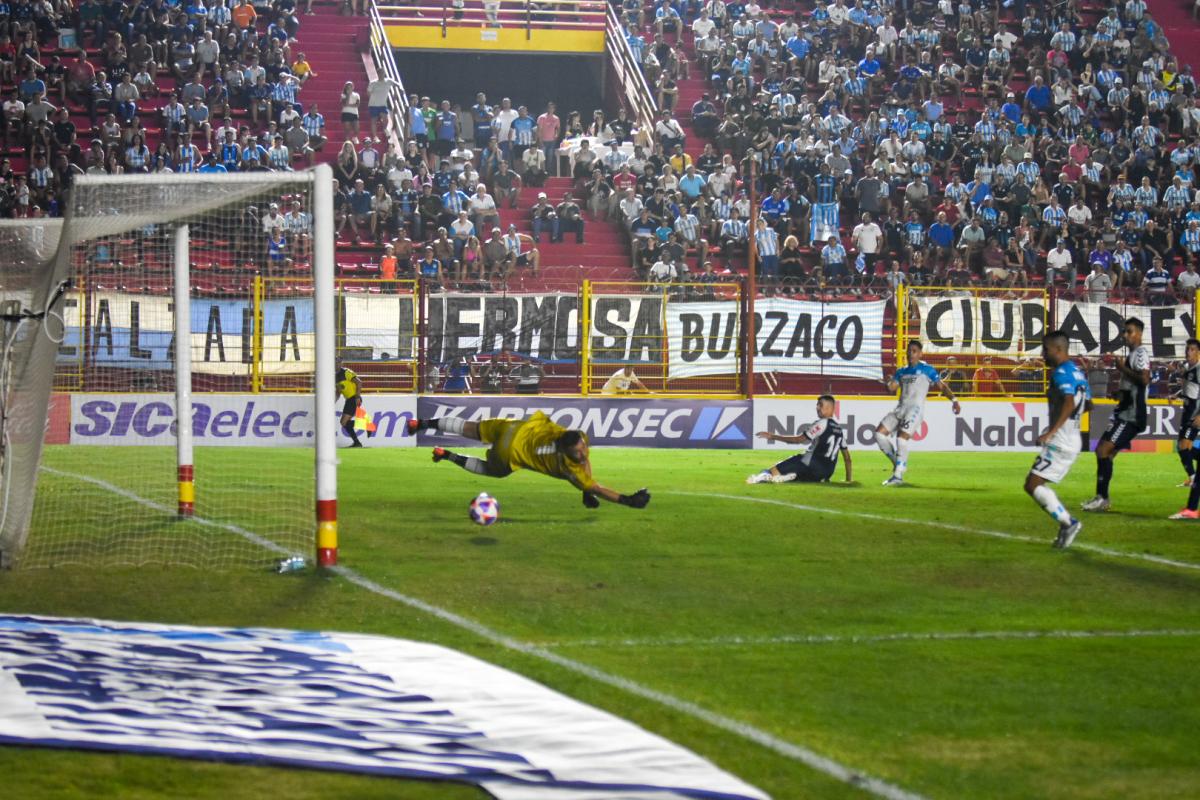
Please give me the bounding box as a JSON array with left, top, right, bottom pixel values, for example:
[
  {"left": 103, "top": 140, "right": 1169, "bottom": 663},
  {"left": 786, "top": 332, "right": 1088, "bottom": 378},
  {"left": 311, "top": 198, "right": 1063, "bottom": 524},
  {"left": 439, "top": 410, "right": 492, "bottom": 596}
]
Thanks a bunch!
[{"left": 416, "top": 396, "right": 752, "bottom": 449}]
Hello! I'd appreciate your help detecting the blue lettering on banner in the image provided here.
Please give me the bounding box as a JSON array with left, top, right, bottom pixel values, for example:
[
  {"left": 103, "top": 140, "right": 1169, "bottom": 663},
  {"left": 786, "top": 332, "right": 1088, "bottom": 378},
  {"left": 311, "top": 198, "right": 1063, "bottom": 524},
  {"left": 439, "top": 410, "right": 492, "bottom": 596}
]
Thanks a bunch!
[
  {"left": 0, "top": 615, "right": 767, "bottom": 800},
  {"left": 417, "top": 397, "right": 752, "bottom": 449},
  {"left": 69, "top": 395, "right": 419, "bottom": 447}
]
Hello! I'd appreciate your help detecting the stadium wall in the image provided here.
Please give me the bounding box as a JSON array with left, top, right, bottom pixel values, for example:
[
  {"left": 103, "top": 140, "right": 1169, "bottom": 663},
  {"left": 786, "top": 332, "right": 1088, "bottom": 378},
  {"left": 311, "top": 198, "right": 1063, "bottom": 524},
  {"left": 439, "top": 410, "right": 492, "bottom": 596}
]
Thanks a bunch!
[{"left": 47, "top": 394, "right": 1181, "bottom": 453}]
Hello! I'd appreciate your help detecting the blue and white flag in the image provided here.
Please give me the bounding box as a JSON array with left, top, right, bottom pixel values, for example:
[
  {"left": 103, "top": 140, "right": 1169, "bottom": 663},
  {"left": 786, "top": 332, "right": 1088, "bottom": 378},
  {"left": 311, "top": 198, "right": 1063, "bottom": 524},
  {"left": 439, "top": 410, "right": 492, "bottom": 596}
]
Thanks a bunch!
[
  {"left": 810, "top": 202, "right": 840, "bottom": 244},
  {"left": 0, "top": 614, "right": 765, "bottom": 800}
]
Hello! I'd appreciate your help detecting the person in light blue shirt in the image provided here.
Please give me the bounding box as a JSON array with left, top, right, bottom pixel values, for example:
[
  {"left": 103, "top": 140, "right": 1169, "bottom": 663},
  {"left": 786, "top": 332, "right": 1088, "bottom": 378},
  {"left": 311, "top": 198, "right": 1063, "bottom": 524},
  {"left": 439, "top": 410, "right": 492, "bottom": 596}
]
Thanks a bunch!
[
  {"left": 1025, "top": 330, "right": 1090, "bottom": 548},
  {"left": 877, "top": 340, "right": 961, "bottom": 486}
]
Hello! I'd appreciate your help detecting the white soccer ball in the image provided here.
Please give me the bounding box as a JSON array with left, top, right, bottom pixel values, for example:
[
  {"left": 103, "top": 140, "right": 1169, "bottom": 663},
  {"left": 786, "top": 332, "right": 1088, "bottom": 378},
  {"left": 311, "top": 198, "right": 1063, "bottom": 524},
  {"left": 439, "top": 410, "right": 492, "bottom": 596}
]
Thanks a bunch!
[{"left": 469, "top": 493, "right": 500, "bottom": 526}]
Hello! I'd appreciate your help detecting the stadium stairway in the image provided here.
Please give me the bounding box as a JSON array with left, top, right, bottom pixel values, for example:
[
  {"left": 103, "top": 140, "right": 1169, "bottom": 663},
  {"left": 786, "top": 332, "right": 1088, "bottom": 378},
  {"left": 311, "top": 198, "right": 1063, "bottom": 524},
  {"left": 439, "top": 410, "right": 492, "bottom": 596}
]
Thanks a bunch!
[
  {"left": 480, "top": 175, "right": 634, "bottom": 292},
  {"left": 289, "top": 6, "right": 371, "bottom": 169}
]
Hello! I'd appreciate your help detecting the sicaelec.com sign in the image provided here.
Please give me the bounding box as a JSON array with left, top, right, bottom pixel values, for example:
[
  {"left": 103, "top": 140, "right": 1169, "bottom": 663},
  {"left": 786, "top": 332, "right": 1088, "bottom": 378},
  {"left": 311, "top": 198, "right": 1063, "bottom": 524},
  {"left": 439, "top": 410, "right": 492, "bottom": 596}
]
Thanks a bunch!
[{"left": 69, "top": 394, "right": 417, "bottom": 447}]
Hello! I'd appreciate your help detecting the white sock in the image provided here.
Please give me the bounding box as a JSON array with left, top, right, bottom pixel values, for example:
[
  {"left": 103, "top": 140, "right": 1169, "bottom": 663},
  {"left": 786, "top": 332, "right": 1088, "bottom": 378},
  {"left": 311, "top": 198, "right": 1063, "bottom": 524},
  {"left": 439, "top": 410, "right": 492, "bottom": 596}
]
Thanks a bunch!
[
  {"left": 894, "top": 437, "right": 910, "bottom": 477},
  {"left": 876, "top": 433, "right": 896, "bottom": 463},
  {"left": 1032, "top": 484, "right": 1072, "bottom": 525},
  {"left": 436, "top": 417, "right": 466, "bottom": 435},
  {"left": 462, "top": 456, "right": 489, "bottom": 475}
]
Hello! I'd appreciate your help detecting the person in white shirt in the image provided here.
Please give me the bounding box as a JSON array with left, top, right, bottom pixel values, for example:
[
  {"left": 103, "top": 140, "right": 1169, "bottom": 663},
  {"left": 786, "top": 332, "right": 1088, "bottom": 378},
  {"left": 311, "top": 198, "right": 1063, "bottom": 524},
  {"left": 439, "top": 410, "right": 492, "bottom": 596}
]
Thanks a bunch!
[
  {"left": 649, "top": 256, "right": 677, "bottom": 284},
  {"left": 1046, "top": 240, "right": 1076, "bottom": 287},
  {"left": 468, "top": 184, "right": 498, "bottom": 231},
  {"left": 1084, "top": 261, "right": 1112, "bottom": 303},
  {"left": 1066, "top": 198, "right": 1093, "bottom": 231},
  {"left": 1177, "top": 260, "right": 1200, "bottom": 296},
  {"left": 851, "top": 212, "right": 883, "bottom": 274},
  {"left": 601, "top": 365, "right": 649, "bottom": 395}
]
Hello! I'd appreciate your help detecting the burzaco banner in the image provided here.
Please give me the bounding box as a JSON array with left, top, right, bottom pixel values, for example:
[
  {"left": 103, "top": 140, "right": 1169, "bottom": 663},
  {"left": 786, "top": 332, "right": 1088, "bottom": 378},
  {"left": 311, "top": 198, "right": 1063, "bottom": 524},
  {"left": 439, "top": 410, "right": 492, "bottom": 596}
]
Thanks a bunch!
[
  {"left": 750, "top": 297, "right": 886, "bottom": 379},
  {"left": 916, "top": 295, "right": 1194, "bottom": 359},
  {"left": 416, "top": 395, "right": 752, "bottom": 449},
  {"left": 591, "top": 294, "right": 886, "bottom": 379}
]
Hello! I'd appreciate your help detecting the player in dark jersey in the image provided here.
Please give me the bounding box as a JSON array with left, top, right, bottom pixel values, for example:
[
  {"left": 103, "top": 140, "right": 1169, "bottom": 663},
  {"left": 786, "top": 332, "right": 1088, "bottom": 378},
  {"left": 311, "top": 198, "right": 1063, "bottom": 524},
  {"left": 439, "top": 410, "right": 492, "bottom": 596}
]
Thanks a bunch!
[
  {"left": 747, "top": 395, "right": 852, "bottom": 484},
  {"left": 1082, "top": 318, "right": 1151, "bottom": 512},
  {"left": 1175, "top": 339, "right": 1200, "bottom": 489}
]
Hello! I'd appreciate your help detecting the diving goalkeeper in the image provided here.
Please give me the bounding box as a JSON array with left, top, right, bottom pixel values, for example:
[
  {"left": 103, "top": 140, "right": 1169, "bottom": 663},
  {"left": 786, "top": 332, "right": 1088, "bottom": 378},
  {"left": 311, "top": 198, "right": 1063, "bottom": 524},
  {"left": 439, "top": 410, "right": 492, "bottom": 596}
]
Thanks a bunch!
[{"left": 407, "top": 412, "right": 651, "bottom": 509}]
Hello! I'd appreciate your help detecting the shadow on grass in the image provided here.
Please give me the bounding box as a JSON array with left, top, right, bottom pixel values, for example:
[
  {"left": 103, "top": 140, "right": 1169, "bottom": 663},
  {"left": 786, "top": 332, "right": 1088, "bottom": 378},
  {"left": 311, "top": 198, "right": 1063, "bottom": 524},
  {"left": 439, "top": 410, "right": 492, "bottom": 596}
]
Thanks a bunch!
[{"left": 1065, "top": 549, "right": 1200, "bottom": 591}]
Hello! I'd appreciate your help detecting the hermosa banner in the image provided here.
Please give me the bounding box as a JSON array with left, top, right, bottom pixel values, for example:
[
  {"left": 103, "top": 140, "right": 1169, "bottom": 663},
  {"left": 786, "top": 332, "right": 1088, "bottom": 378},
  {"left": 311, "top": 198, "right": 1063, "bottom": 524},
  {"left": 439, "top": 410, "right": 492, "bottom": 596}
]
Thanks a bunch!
[
  {"left": 1054, "top": 300, "right": 1194, "bottom": 359},
  {"left": 0, "top": 614, "right": 765, "bottom": 800},
  {"left": 68, "top": 393, "right": 417, "bottom": 447},
  {"left": 754, "top": 397, "right": 1067, "bottom": 453},
  {"left": 915, "top": 296, "right": 1046, "bottom": 357},
  {"left": 416, "top": 395, "right": 752, "bottom": 449},
  {"left": 427, "top": 292, "right": 579, "bottom": 364}
]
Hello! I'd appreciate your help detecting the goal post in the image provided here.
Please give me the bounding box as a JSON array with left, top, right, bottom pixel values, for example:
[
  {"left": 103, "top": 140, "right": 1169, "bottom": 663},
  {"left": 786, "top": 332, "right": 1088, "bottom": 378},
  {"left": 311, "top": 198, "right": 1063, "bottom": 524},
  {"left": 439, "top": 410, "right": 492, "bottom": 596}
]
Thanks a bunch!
[{"left": 3, "top": 167, "right": 337, "bottom": 570}]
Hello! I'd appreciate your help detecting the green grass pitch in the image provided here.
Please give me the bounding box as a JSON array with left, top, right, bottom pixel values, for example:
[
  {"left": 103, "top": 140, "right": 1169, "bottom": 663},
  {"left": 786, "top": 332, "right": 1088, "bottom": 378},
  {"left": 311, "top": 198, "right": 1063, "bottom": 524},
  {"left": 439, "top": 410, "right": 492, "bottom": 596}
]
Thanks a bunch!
[{"left": 3, "top": 444, "right": 1200, "bottom": 800}]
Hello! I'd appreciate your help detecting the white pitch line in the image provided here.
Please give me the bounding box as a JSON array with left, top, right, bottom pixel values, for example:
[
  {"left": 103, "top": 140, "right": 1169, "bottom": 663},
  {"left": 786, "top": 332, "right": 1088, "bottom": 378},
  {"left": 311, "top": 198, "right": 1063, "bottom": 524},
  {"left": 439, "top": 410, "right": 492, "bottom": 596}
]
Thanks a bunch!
[
  {"left": 533, "top": 628, "right": 1200, "bottom": 650},
  {"left": 39, "top": 466, "right": 926, "bottom": 800},
  {"left": 667, "top": 491, "right": 1200, "bottom": 573}
]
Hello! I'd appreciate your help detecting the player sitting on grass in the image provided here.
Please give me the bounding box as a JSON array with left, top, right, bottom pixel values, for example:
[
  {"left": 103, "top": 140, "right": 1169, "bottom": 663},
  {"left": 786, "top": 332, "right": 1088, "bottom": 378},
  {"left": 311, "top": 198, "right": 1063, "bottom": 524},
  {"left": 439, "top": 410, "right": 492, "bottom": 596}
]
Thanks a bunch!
[
  {"left": 1082, "top": 317, "right": 1150, "bottom": 513},
  {"left": 748, "top": 395, "right": 852, "bottom": 484},
  {"left": 407, "top": 412, "right": 651, "bottom": 509},
  {"left": 876, "top": 341, "right": 961, "bottom": 486},
  {"left": 335, "top": 366, "right": 366, "bottom": 448},
  {"left": 1024, "top": 331, "right": 1090, "bottom": 548}
]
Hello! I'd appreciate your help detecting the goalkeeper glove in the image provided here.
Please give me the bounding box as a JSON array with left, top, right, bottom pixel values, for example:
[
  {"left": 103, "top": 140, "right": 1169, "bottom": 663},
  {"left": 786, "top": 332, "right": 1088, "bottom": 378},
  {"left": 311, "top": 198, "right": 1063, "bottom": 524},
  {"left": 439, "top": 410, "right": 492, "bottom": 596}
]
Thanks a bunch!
[
  {"left": 582, "top": 492, "right": 600, "bottom": 509},
  {"left": 618, "top": 488, "right": 651, "bottom": 509}
]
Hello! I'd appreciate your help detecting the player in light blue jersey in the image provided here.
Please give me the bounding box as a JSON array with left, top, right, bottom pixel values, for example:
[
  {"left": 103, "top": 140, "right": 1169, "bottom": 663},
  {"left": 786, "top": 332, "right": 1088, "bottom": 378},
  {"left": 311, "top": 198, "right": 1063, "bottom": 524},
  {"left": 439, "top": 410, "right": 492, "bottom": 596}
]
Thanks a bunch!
[
  {"left": 876, "top": 341, "right": 961, "bottom": 485},
  {"left": 1025, "top": 331, "right": 1091, "bottom": 548}
]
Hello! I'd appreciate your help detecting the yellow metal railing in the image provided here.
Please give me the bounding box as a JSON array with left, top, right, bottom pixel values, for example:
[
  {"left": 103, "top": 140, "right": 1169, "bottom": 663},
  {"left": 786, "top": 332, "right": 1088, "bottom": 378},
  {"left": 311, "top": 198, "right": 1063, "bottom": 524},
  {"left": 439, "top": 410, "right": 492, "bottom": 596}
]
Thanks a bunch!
[
  {"left": 901, "top": 284, "right": 1050, "bottom": 398},
  {"left": 581, "top": 280, "right": 744, "bottom": 398}
]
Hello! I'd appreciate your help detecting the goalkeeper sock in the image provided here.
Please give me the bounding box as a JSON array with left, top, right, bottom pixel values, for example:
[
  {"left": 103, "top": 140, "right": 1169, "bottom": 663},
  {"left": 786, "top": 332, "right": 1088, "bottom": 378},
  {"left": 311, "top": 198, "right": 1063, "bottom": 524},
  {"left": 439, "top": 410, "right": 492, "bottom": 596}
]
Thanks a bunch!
[
  {"left": 446, "top": 451, "right": 489, "bottom": 475},
  {"left": 894, "top": 437, "right": 910, "bottom": 477},
  {"left": 876, "top": 433, "right": 896, "bottom": 464},
  {"left": 343, "top": 424, "right": 362, "bottom": 446},
  {"left": 1096, "top": 456, "right": 1113, "bottom": 499},
  {"left": 434, "top": 417, "right": 467, "bottom": 435},
  {"left": 1032, "top": 484, "right": 1072, "bottom": 526}
]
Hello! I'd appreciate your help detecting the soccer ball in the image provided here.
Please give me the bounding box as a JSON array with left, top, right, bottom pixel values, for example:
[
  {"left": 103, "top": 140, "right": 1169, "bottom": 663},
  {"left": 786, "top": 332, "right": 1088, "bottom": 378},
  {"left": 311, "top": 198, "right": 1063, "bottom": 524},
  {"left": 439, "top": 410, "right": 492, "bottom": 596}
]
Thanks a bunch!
[{"left": 469, "top": 493, "right": 500, "bottom": 526}]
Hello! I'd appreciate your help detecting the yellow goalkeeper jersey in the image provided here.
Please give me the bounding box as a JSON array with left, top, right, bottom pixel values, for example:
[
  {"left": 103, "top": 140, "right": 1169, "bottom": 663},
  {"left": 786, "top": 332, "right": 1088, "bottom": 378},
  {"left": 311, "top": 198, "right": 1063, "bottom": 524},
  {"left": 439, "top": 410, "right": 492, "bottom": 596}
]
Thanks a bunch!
[{"left": 479, "top": 412, "right": 597, "bottom": 491}]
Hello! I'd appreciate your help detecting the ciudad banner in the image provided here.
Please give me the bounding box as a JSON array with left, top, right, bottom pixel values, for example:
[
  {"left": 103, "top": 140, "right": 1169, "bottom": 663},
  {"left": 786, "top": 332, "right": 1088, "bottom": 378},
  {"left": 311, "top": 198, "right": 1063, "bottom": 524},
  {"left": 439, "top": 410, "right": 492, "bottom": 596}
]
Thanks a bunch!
[{"left": 915, "top": 296, "right": 1194, "bottom": 359}]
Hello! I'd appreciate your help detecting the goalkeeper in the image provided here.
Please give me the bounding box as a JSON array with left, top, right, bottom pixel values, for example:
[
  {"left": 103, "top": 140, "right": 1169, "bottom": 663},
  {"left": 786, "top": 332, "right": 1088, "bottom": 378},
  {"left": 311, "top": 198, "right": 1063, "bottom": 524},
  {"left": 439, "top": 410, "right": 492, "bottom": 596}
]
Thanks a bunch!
[{"left": 407, "top": 412, "right": 651, "bottom": 509}]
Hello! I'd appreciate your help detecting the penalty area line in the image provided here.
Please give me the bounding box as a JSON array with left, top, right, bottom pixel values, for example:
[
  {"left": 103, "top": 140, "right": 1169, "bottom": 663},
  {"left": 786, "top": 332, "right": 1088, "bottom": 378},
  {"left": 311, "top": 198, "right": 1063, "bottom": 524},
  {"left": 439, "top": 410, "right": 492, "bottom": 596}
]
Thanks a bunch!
[
  {"left": 38, "top": 466, "right": 926, "bottom": 800},
  {"left": 667, "top": 491, "right": 1200, "bottom": 573},
  {"left": 533, "top": 628, "right": 1200, "bottom": 650}
]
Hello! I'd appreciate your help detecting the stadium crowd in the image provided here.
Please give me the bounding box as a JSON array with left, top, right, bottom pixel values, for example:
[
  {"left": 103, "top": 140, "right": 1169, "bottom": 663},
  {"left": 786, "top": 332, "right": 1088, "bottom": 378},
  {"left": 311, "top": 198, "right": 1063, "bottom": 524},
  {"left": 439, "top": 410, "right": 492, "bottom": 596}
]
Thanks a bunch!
[{"left": 602, "top": 0, "right": 1200, "bottom": 305}]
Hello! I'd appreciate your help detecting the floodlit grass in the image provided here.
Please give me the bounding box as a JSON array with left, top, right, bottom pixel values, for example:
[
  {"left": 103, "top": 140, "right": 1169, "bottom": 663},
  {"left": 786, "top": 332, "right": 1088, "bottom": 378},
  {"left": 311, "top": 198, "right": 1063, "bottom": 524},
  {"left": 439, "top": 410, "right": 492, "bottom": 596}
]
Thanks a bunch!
[{"left": 3, "top": 445, "right": 1200, "bottom": 799}]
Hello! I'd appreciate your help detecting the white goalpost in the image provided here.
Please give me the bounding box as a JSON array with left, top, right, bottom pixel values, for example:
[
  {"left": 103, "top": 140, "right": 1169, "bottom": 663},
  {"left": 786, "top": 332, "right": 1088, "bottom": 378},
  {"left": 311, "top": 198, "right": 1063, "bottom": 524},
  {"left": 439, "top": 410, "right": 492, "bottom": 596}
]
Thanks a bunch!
[{"left": 0, "top": 167, "right": 337, "bottom": 570}]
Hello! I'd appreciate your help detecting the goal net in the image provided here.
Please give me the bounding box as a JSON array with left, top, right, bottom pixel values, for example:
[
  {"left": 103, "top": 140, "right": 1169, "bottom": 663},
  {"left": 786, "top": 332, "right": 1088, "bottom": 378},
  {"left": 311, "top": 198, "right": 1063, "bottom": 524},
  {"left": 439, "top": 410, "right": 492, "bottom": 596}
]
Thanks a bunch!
[{"left": 2, "top": 169, "right": 336, "bottom": 570}]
